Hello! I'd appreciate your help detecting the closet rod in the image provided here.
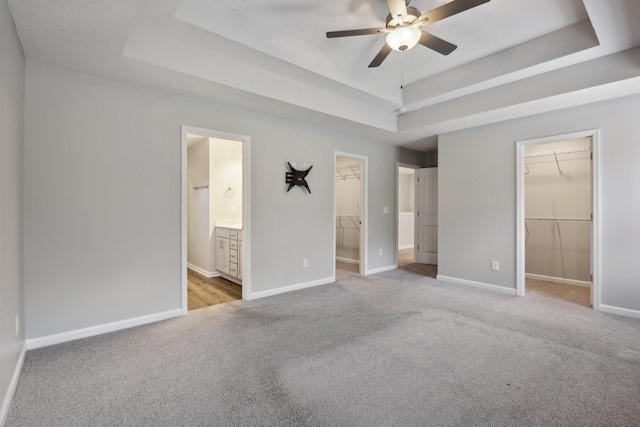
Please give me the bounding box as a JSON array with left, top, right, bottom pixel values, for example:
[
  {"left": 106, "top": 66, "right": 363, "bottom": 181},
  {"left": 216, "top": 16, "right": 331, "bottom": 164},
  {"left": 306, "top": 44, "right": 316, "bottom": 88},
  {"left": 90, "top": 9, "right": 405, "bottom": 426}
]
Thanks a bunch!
[
  {"left": 193, "top": 185, "right": 209, "bottom": 190},
  {"left": 524, "top": 146, "right": 590, "bottom": 159}
]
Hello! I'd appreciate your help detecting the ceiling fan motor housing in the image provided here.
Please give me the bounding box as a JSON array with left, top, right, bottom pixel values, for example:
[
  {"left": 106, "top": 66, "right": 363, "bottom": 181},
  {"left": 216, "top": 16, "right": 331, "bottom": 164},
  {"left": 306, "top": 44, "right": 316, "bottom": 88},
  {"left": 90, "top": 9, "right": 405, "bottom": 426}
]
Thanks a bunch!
[{"left": 385, "top": 7, "right": 421, "bottom": 28}]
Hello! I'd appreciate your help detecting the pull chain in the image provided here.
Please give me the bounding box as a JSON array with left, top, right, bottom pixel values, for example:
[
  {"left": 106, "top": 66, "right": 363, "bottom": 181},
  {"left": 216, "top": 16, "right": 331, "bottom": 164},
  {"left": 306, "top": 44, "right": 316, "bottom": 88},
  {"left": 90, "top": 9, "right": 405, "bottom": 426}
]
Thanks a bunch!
[{"left": 400, "top": 52, "right": 405, "bottom": 90}]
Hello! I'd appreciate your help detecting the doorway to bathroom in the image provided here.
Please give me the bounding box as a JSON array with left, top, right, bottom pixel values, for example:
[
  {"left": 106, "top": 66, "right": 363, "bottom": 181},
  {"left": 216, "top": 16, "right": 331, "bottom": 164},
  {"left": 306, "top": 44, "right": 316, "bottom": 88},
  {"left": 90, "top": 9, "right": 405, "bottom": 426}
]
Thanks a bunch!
[{"left": 181, "top": 126, "right": 251, "bottom": 313}]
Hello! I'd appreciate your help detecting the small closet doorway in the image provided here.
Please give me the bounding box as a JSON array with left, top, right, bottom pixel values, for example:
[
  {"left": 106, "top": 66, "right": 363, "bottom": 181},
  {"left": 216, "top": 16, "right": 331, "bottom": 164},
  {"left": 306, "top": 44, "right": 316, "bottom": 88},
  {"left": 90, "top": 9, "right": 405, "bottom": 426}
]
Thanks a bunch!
[
  {"left": 516, "top": 130, "right": 600, "bottom": 310},
  {"left": 335, "top": 152, "right": 367, "bottom": 275}
]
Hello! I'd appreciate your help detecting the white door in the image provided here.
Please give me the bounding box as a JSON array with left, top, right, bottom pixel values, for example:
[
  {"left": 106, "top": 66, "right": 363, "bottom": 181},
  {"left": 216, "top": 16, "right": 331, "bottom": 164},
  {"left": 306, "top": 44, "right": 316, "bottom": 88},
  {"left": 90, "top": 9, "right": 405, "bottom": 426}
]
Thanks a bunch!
[{"left": 417, "top": 168, "right": 438, "bottom": 265}]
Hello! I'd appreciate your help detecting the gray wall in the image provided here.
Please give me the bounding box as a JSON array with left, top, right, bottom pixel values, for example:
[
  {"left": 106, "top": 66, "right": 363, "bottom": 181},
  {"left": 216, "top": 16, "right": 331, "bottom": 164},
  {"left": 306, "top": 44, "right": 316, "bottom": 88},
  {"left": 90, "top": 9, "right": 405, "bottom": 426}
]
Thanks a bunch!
[
  {"left": 24, "top": 62, "right": 423, "bottom": 339},
  {"left": 439, "top": 93, "right": 640, "bottom": 311},
  {"left": 0, "top": 0, "right": 25, "bottom": 420}
]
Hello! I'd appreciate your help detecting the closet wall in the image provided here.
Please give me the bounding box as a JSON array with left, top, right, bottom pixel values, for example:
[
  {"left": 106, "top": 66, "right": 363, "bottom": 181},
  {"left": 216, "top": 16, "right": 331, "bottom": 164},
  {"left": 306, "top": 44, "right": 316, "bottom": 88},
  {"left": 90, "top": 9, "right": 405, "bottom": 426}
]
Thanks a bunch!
[
  {"left": 525, "top": 138, "right": 591, "bottom": 283},
  {"left": 335, "top": 157, "right": 361, "bottom": 262}
]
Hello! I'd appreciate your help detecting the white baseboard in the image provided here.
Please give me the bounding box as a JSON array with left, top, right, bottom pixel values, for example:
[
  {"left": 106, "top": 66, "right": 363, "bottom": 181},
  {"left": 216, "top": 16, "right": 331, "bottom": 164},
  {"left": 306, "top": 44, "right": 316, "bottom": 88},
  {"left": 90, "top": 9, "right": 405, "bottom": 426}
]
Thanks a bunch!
[
  {"left": 525, "top": 273, "right": 591, "bottom": 288},
  {"left": 366, "top": 264, "right": 397, "bottom": 275},
  {"left": 0, "top": 342, "right": 26, "bottom": 427},
  {"left": 398, "top": 245, "right": 414, "bottom": 250},
  {"left": 26, "top": 309, "right": 182, "bottom": 350},
  {"left": 248, "top": 277, "right": 334, "bottom": 300},
  {"left": 436, "top": 275, "right": 517, "bottom": 296},
  {"left": 599, "top": 304, "right": 640, "bottom": 319},
  {"left": 336, "top": 257, "right": 359, "bottom": 265},
  {"left": 187, "top": 263, "right": 219, "bottom": 278}
]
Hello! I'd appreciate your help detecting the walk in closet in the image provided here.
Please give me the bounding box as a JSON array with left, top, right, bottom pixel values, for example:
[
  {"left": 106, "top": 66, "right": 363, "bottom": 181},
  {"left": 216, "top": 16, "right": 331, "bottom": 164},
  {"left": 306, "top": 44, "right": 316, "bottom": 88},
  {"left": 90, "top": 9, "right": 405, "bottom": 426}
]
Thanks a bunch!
[
  {"left": 335, "top": 157, "right": 362, "bottom": 267},
  {"left": 524, "top": 138, "right": 592, "bottom": 290}
]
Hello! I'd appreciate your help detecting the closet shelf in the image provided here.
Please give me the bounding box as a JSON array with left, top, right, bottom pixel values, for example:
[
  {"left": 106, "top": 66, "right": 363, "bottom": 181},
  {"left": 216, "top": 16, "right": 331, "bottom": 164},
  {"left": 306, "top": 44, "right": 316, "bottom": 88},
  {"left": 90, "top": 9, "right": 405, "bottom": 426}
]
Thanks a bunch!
[
  {"left": 525, "top": 217, "right": 591, "bottom": 222},
  {"left": 336, "top": 163, "right": 361, "bottom": 180},
  {"left": 524, "top": 146, "right": 590, "bottom": 174}
]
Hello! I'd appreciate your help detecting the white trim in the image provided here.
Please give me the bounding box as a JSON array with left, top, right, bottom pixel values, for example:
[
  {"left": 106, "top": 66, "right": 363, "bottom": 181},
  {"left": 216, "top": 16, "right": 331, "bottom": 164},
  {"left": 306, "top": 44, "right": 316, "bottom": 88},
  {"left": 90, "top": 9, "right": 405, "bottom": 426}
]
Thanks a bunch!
[
  {"left": 525, "top": 273, "right": 591, "bottom": 288},
  {"left": 0, "top": 342, "right": 26, "bottom": 427},
  {"left": 599, "top": 304, "right": 640, "bottom": 320},
  {"left": 516, "top": 129, "right": 601, "bottom": 309},
  {"left": 187, "top": 263, "right": 220, "bottom": 278},
  {"left": 334, "top": 152, "right": 368, "bottom": 276},
  {"left": 437, "top": 275, "right": 517, "bottom": 296},
  {"left": 181, "top": 126, "right": 251, "bottom": 314},
  {"left": 26, "top": 309, "right": 182, "bottom": 350},
  {"left": 336, "top": 256, "right": 359, "bottom": 265},
  {"left": 366, "top": 264, "right": 398, "bottom": 275},
  {"left": 248, "top": 277, "right": 334, "bottom": 300}
]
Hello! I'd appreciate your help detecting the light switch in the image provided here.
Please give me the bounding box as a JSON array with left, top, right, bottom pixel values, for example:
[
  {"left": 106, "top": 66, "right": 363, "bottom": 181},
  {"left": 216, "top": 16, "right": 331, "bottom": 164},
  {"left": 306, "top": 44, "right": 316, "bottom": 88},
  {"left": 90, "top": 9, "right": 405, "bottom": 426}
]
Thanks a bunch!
[{"left": 383, "top": 206, "right": 389, "bottom": 214}]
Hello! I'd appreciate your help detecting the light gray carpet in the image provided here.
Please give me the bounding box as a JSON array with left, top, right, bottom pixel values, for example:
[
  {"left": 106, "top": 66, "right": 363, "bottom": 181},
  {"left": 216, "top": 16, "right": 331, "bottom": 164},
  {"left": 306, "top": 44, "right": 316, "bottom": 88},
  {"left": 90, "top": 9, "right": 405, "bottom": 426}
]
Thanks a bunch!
[{"left": 7, "top": 268, "right": 640, "bottom": 426}]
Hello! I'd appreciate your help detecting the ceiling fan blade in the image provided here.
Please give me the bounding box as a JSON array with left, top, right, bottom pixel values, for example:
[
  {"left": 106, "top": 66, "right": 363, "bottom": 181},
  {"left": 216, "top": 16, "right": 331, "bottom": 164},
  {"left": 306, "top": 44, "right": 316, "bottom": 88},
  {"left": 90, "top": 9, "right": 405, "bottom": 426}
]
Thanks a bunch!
[
  {"left": 418, "top": 0, "right": 490, "bottom": 26},
  {"left": 418, "top": 31, "right": 457, "bottom": 55},
  {"left": 326, "top": 28, "right": 386, "bottom": 38},
  {"left": 387, "top": 0, "right": 408, "bottom": 21},
  {"left": 368, "top": 43, "right": 393, "bottom": 68}
]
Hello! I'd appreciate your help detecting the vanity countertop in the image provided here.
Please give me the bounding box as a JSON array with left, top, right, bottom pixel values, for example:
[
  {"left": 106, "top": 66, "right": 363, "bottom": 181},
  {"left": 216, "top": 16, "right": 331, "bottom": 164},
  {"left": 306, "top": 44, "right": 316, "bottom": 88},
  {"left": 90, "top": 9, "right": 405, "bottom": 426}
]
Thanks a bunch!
[
  {"left": 215, "top": 220, "right": 242, "bottom": 230},
  {"left": 216, "top": 224, "right": 242, "bottom": 230}
]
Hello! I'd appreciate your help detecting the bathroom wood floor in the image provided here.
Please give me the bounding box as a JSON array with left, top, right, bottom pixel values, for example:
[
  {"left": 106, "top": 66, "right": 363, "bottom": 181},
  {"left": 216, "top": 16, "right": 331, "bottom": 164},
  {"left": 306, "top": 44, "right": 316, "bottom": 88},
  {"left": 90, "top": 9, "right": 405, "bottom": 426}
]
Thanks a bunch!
[{"left": 188, "top": 269, "right": 242, "bottom": 311}]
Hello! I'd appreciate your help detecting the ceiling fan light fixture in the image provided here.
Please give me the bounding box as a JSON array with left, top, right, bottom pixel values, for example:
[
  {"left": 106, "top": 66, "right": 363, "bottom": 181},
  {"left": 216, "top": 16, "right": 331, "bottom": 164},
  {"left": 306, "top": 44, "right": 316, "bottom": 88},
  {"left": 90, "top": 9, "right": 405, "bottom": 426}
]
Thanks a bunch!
[{"left": 386, "top": 26, "right": 421, "bottom": 51}]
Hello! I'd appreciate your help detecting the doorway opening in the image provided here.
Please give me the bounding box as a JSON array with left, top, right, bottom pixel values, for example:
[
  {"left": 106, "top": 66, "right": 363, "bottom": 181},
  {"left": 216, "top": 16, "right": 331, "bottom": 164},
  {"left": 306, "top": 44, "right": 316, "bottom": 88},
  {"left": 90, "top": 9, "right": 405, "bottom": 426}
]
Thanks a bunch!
[
  {"left": 396, "top": 164, "right": 419, "bottom": 268},
  {"left": 516, "top": 130, "right": 600, "bottom": 310},
  {"left": 334, "top": 152, "right": 367, "bottom": 276},
  {"left": 181, "top": 126, "right": 251, "bottom": 314}
]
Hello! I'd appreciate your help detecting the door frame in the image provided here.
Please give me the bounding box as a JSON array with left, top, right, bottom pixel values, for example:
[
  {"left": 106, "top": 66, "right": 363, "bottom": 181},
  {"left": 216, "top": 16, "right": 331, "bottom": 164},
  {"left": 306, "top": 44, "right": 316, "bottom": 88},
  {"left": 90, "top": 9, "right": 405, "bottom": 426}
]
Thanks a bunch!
[
  {"left": 333, "top": 152, "right": 368, "bottom": 276},
  {"left": 396, "top": 162, "right": 420, "bottom": 267},
  {"left": 515, "top": 129, "right": 600, "bottom": 310},
  {"left": 181, "top": 125, "right": 252, "bottom": 314}
]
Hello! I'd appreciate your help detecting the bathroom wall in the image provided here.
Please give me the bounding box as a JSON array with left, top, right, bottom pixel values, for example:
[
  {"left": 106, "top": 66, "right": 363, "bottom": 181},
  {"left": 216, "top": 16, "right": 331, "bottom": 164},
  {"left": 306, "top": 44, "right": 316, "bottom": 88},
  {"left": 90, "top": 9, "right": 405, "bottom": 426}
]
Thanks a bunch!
[
  {"left": 187, "top": 138, "right": 212, "bottom": 273},
  {"left": 210, "top": 137, "right": 243, "bottom": 227}
]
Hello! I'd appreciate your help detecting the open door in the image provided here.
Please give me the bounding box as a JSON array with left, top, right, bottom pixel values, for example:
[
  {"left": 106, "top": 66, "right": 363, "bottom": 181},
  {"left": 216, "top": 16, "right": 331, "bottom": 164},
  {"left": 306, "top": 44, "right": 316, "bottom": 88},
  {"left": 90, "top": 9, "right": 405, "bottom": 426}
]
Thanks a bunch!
[{"left": 416, "top": 167, "right": 438, "bottom": 265}]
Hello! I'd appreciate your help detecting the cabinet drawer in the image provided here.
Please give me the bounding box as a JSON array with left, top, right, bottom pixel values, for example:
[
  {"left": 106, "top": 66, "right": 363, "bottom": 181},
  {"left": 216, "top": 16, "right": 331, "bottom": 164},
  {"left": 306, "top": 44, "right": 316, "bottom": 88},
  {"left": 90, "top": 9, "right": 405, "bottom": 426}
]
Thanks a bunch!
[
  {"left": 229, "top": 249, "right": 238, "bottom": 263},
  {"left": 229, "top": 240, "right": 238, "bottom": 250},
  {"left": 229, "top": 263, "right": 238, "bottom": 277},
  {"left": 229, "top": 229, "right": 238, "bottom": 240}
]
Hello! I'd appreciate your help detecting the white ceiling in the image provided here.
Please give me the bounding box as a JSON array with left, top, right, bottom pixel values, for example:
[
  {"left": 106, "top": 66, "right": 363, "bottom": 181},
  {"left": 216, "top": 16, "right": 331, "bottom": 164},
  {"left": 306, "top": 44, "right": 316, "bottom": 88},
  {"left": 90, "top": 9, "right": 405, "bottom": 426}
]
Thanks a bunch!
[{"left": 7, "top": 0, "right": 640, "bottom": 151}]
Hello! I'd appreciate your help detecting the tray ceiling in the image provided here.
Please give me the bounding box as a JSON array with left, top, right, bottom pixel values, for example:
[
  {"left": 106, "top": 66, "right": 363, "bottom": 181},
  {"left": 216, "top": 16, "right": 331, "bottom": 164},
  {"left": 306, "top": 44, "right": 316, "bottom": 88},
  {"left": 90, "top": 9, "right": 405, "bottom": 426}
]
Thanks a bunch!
[{"left": 8, "top": 0, "right": 640, "bottom": 150}]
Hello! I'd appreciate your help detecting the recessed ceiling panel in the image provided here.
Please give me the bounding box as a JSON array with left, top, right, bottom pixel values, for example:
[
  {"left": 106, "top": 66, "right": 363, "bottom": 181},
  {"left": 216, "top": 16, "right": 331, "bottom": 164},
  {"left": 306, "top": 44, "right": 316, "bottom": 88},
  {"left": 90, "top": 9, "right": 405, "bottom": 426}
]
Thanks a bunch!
[{"left": 175, "top": 0, "right": 589, "bottom": 94}]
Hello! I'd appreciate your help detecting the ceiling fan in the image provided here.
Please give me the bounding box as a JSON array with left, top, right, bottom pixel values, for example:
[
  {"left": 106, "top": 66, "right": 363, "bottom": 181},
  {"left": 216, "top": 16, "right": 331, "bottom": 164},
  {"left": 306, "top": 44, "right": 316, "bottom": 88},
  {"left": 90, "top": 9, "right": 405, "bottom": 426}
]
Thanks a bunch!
[{"left": 326, "top": 0, "right": 490, "bottom": 68}]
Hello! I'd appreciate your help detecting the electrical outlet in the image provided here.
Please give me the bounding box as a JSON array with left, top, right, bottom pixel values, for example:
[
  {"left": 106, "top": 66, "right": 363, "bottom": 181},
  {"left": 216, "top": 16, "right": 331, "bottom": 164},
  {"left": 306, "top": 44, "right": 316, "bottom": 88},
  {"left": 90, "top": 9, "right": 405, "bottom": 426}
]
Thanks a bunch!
[
  {"left": 491, "top": 261, "right": 500, "bottom": 271},
  {"left": 303, "top": 258, "right": 308, "bottom": 268},
  {"left": 379, "top": 249, "right": 383, "bottom": 256},
  {"left": 15, "top": 314, "right": 19, "bottom": 336},
  {"left": 230, "top": 205, "right": 236, "bottom": 213},
  {"left": 383, "top": 206, "right": 389, "bottom": 214}
]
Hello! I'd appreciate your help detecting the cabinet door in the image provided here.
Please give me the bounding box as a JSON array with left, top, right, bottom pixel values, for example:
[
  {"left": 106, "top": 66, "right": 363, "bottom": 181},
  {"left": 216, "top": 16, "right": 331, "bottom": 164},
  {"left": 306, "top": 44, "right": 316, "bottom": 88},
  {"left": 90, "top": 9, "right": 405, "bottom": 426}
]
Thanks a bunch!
[{"left": 216, "top": 237, "right": 229, "bottom": 274}]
